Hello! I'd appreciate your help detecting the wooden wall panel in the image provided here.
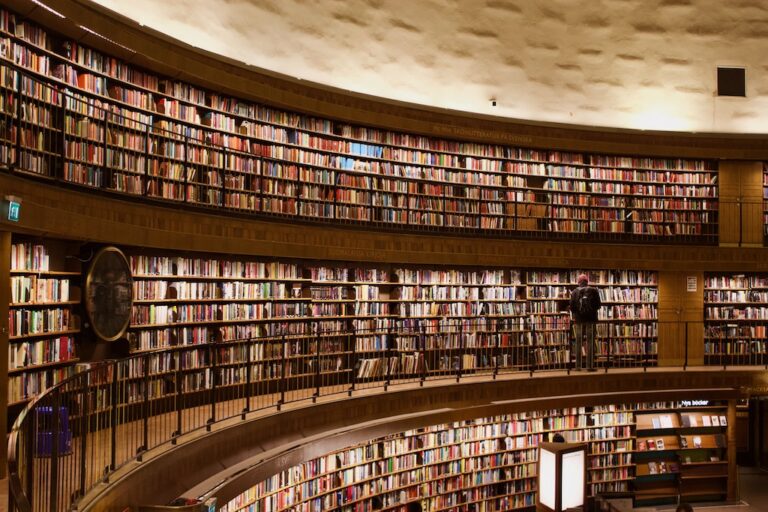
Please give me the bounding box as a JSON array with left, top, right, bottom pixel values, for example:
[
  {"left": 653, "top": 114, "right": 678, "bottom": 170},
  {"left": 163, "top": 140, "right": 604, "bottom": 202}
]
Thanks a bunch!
[
  {"left": 719, "top": 161, "right": 742, "bottom": 247},
  {"left": 739, "top": 161, "right": 765, "bottom": 247},
  {"left": 719, "top": 160, "right": 764, "bottom": 247},
  {"left": 659, "top": 271, "right": 704, "bottom": 366},
  {"left": 719, "top": 201, "right": 742, "bottom": 247},
  {"left": 719, "top": 161, "right": 764, "bottom": 247}
]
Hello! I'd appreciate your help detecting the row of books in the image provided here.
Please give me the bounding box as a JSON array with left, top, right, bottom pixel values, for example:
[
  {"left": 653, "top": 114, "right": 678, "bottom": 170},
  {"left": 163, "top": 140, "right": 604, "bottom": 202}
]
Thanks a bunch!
[
  {"left": 706, "top": 307, "right": 768, "bottom": 320},
  {"left": 645, "top": 461, "right": 679, "bottom": 474},
  {"left": 8, "top": 366, "right": 74, "bottom": 404},
  {"left": 705, "top": 290, "right": 768, "bottom": 302},
  {"left": 10, "top": 242, "right": 50, "bottom": 271},
  {"left": 704, "top": 340, "right": 768, "bottom": 356},
  {"left": 681, "top": 413, "right": 728, "bottom": 427},
  {"left": 706, "top": 275, "right": 768, "bottom": 289},
  {"left": 8, "top": 308, "right": 73, "bottom": 337},
  {"left": 9, "top": 336, "right": 75, "bottom": 370},
  {"left": 132, "top": 280, "right": 300, "bottom": 301},
  {"left": 129, "top": 302, "right": 306, "bottom": 326},
  {"left": 10, "top": 275, "right": 71, "bottom": 304},
  {"left": 130, "top": 256, "right": 300, "bottom": 279}
]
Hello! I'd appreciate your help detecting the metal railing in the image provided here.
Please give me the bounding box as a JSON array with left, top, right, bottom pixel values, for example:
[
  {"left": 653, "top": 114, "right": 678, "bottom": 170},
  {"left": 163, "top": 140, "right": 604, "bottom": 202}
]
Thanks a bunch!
[
  {"left": 0, "top": 61, "right": 729, "bottom": 245},
  {"left": 8, "top": 318, "right": 768, "bottom": 512}
]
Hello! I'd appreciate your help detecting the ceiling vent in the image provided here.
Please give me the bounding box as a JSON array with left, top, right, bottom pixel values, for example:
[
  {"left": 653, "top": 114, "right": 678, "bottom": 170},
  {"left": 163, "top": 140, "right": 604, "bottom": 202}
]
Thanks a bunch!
[{"left": 717, "top": 67, "right": 746, "bottom": 97}]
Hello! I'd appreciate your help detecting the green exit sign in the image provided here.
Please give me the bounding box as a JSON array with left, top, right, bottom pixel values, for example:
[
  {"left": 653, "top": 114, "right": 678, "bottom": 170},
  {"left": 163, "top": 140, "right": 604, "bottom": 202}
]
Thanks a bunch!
[{"left": 7, "top": 200, "right": 20, "bottom": 222}]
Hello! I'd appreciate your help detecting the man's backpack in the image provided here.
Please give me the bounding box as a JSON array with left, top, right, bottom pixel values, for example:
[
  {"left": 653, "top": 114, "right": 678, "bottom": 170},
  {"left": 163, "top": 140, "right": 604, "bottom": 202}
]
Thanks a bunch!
[{"left": 574, "top": 287, "right": 597, "bottom": 317}]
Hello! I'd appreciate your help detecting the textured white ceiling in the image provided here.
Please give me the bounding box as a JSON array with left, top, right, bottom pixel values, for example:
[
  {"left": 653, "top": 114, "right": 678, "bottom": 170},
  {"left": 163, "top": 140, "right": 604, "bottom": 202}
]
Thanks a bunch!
[{"left": 90, "top": 0, "right": 768, "bottom": 133}]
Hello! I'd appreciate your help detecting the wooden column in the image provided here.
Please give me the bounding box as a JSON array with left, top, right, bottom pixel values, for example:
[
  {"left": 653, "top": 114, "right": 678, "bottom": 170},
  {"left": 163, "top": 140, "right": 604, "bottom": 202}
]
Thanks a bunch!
[
  {"left": 719, "top": 160, "right": 763, "bottom": 247},
  {"left": 658, "top": 271, "right": 703, "bottom": 366},
  {"left": 0, "top": 230, "right": 10, "bottom": 478},
  {"left": 727, "top": 399, "right": 738, "bottom": 501}
]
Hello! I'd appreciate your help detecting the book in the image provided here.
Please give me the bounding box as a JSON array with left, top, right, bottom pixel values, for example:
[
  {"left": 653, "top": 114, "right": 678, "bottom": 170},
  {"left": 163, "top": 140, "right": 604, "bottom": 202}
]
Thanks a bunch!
[
  {"left": 668, "top": 462, "right": 679, "bottom": 473},
  {"left": 638, "top": 440, "right": 647, "bottom": 451},
  {"left": 711, "top": 415, "right": 720, "bottom": 426},
  {"left": 660, "top": 414, "right": 674, "bottom": 428},
  {"left": 690, "top": 415, "right": 698, "bottom": 427},
  {"left": 719, "top": 415, "right": 727, "bottom": 426},
  {"left": 659, "top": 461, "right": 667, "bottom": 473},
  {"left": 656, "top": 438, "right": 665, "bottom": 450},
  {"left": 648, "top": 461, "right": 658, "bottom": 474},
  {"left": 680, "top": 436, "right": 688, "bottom": 448},
  {"left": 693, "top": 436, "right": 702, "bottom": 448},
  {"left": 651, "top": 417, "right": 661, "bottom": 429},
  {"left": 684, "top": 456, "right": 692, "bottom": 464},
  {"left": 647, "top": 439, "right": 657, "bottom": 450},
  {"left": 710, "top": 456, "right": 721, "bottom": 462},
  {"left": 681, "top": 414, "right": 691, "bottom": 428},
  {"left": 702, "top": 415, "right": 711, "bottom": 427},
  {"left": 715, "top": 434, "right": 726, "bottom": 448}
]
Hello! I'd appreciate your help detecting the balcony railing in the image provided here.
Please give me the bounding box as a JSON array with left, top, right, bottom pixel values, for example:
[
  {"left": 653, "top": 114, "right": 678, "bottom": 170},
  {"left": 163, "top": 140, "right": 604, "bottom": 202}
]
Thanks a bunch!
[{"left": 8, "top": 319, "right": 767, "bottom": 512}]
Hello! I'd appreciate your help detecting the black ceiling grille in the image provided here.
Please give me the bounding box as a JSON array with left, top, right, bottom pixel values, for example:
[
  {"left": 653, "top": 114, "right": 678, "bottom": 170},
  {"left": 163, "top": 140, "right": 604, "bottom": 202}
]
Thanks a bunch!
[{"left": 717, "top": 67, "right": 746, "bottom": 97}]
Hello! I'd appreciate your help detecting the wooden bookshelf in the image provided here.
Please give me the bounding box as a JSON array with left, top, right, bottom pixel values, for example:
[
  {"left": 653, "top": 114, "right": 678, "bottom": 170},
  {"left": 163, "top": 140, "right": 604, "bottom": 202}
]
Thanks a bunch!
[
  {"left": 7, "top": 238, "right": 80, "bottom": 409},
  {"left": 526, "top": 270, "right": 658, "bottom": 369},
  {"left": 634, "top": 405, "right": 729, "bottom": 505},
  {"left": 352, "top": 267, "right": 395, "bottom": 382},
  {"left": 704, "top": 273, "right": 768, "bottom": 365},
  {"left": 678, "top": 409, "right": 729, "bottom": 501},
  {"left": 98, "top": 252, "right": 665, "bottom": 408},
  {"left": 218, "top": 404, "right": 639, "bottom": 512},
  {"left": 0, "top": 5, "right": 721, "bottom": 246},
  {"left": 17, "top": 247, "right": 662, "bottom": 410},
  {"left": 217, "top": 401, "right": 733, "bottom": 512}
]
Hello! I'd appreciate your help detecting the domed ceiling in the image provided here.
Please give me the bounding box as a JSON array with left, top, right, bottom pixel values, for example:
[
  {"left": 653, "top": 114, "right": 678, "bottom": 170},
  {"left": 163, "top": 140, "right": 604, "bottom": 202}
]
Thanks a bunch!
[{"left": 90, "top": 0, "right": 768, "bottom": 133}]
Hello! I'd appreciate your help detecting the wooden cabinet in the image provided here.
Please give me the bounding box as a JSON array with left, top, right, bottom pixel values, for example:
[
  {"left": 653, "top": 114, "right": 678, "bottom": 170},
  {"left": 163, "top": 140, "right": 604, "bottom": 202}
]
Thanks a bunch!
[{"left": 634, "top": 406, "right": 729, "bottom": 506}]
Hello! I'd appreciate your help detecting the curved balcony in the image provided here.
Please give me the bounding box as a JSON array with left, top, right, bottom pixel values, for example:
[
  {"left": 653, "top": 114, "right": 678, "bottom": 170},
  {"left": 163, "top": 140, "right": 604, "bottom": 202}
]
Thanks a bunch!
[{"left": 7, "top": 321, "right": 767, "bottom": 512}]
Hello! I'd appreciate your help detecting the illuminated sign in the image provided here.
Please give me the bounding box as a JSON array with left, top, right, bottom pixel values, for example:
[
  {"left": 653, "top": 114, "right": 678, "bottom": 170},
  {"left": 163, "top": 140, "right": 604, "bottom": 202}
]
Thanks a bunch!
[
  {"left": 3, "top": 196, "right": 20, "bottom": 222},
  {"left": 6, "top": 199, "right": 19, "bottom": 222}
]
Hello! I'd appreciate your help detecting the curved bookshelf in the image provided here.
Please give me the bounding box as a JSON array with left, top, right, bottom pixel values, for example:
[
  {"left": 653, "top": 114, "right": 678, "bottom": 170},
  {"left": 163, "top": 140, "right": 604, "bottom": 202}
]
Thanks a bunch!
[
  {"left": 0, "top": 6, "right": 720, "bottom": 246},
  {"left": 4, "top": 243, "right": 662, "bottom": 416},
  {"left": 217, "top": 401, "right": 730, "bottom": 512}
]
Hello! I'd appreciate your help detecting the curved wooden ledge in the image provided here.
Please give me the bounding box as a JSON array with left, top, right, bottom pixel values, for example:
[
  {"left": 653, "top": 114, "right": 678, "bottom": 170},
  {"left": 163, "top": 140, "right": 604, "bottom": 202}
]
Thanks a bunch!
[
  {"left": 5, "top": 0, "right": 768, "bottom": 158},
  {"left": 80, "top": 368, "right": 767, "bottom": 511},
  {"left": 4, "top": 172, "right": 768, "bottom": 271}
]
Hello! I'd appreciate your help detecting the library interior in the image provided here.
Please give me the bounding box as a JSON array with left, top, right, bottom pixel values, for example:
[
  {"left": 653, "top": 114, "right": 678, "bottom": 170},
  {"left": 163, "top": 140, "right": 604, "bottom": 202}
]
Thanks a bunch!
[{"left": 2, "top": 1, "right": 768, "bottom": 511}]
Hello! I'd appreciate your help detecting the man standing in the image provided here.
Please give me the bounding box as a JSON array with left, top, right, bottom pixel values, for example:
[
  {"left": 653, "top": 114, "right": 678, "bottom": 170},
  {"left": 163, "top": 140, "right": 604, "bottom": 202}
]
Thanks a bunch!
[{"left": 569, "top": 273, "right": 601, "bottom": 371}]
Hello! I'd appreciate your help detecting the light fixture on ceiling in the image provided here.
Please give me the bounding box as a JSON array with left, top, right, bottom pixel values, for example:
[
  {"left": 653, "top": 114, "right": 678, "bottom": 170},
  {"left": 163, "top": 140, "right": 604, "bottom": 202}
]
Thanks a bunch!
[{"left": 30, "top": 0, "right": 65, "bottom": 18}]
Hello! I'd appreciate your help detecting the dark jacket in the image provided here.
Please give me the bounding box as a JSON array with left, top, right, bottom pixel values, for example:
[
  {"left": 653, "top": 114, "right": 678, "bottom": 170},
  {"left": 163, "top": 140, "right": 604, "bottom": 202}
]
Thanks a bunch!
[{"left": 570, "top": 285, "right": 601, "bottom": 323}]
